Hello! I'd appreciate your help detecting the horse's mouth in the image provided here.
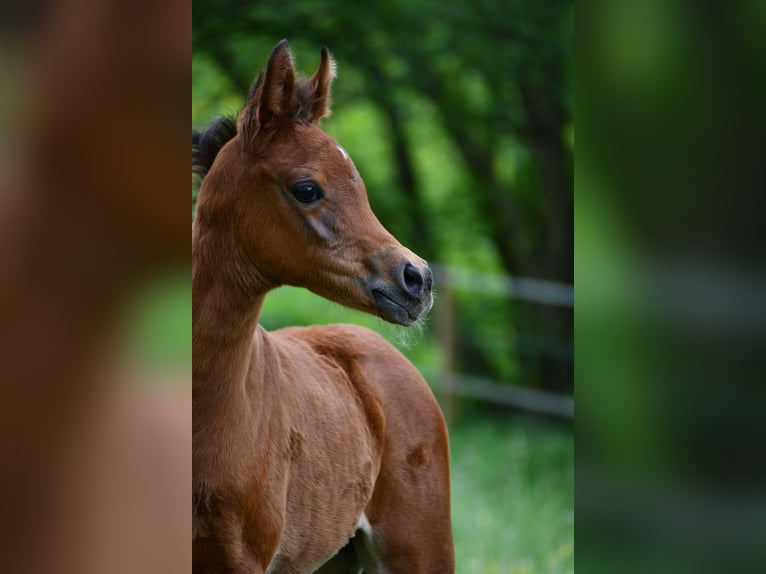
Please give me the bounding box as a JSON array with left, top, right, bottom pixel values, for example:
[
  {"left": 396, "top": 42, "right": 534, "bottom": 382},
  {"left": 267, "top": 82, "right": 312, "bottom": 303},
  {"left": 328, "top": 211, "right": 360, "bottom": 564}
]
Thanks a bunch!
[{"left": 372, "top": 288, "right": 429, "bottom": 326}]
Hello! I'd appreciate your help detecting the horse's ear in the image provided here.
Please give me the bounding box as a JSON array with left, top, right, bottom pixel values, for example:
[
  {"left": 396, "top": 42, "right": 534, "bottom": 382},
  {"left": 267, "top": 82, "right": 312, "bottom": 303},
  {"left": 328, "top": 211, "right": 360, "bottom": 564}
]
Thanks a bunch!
[
  {"left": 302, "top": 46, "right": 337, "bottom": 124},
  {"left": 247, "top": 70, "right": 265, "bottom": 102},
  {"left": 241, "top": 40, "right": 297, "bottom": 138}
]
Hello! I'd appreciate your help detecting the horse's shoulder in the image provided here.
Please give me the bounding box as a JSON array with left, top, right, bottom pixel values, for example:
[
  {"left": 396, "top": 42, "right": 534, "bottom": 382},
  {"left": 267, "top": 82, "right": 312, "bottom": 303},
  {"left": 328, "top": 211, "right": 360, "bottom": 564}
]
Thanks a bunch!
[{"left": 273, "top": 324, "right": 430, "bottom": 403}]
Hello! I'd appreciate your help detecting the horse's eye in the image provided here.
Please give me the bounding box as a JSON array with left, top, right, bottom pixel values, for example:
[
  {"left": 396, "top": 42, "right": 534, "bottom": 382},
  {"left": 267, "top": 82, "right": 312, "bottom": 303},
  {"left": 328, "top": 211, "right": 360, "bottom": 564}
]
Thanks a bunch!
[{"left": 289, "top": 181, "right": 323, "bottom": 204}]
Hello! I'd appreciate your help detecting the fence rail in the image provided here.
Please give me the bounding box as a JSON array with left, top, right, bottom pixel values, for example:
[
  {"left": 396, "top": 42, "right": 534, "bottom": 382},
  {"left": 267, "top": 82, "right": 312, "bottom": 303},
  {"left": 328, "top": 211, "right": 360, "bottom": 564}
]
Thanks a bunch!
[
  {"left": 432, "top": 265, "right": 574, "bottom": 308},
  {"left": 431, "top": 264, "right": 574, "bottom": 419},
  {"left": 428, "top": 372, "right": 575, "bottom": 418}
]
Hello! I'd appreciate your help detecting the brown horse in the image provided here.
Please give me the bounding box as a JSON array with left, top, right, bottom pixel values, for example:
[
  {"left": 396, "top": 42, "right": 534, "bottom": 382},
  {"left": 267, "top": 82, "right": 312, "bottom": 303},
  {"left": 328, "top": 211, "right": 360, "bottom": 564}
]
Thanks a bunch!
[{"left": 192, "top": 41, "right": 454, "bottom": 573}]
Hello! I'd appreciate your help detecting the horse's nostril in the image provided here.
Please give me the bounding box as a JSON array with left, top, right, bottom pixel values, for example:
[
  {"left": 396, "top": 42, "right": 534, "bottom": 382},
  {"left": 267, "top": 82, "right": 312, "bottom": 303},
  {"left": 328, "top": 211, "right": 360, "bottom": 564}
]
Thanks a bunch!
[{"left": 402, "top": 262, "right": 425, "bottom": 298}]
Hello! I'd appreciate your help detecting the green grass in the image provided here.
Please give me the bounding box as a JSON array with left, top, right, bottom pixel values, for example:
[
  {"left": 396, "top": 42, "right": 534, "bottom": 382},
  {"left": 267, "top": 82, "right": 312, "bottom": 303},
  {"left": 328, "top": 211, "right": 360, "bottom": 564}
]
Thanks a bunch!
[{"left": 449, "top": 413, "right": 574, "bottom": 574}]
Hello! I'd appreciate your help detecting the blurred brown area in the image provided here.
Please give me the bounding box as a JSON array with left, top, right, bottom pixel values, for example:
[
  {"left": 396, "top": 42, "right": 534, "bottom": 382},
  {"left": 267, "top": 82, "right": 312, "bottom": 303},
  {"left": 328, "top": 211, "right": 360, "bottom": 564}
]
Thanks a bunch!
[{"left": 0, "top": 0, "right": 190, "bottom": 572}]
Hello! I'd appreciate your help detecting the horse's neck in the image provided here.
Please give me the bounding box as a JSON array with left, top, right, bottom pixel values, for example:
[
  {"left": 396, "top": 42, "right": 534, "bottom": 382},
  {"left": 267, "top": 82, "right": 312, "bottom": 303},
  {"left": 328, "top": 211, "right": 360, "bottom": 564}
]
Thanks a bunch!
[{"left": 191, "top": 234, "right": 271, "bottom": 433}]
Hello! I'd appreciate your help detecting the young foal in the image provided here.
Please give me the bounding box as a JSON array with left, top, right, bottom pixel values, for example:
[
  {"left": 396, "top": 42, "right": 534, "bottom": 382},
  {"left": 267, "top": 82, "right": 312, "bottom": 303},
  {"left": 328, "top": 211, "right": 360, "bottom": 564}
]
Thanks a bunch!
[{"left": 192, "top": 41, "right": 454, "bottom": 573}]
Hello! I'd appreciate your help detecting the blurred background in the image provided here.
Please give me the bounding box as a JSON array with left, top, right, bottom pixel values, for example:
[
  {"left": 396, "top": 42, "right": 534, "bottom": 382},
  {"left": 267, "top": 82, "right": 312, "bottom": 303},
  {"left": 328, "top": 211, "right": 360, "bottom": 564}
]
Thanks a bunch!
[
  {"left": 0, "top": 0, "right": 190, "bottom": 571},
  {"left": 193, "top": 1, "right": 574, "bottom": 572},
  {"left": 578, "top": 1, "right": 766, "bottom": 573}
]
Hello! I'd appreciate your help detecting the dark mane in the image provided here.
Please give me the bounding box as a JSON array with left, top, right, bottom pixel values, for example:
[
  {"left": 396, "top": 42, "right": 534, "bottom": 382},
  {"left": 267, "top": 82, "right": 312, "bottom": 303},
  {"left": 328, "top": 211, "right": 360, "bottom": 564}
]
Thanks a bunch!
[{"left": 192, "top": 116, "right": 238, "bottom": 180}]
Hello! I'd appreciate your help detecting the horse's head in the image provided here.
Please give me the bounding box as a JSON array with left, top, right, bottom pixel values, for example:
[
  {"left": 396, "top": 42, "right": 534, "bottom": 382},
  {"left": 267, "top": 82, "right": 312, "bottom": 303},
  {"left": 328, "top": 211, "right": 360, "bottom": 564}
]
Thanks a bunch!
[{"left": 195, "top": 40, "right": 432, "bottom": 326}]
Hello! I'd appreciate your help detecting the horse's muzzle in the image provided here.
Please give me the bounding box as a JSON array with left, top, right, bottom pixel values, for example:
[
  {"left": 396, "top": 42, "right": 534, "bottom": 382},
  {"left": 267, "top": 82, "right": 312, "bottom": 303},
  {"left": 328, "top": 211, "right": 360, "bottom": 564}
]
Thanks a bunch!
[{"left": 371, "top": 260, "right": 433, "bottom": 326}]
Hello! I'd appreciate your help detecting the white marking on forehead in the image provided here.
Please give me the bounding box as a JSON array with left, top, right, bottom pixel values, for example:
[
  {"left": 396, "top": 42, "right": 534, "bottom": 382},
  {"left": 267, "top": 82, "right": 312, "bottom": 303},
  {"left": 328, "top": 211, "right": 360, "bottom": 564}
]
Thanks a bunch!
[{"left": 336, "top": 144, "right": 350, "bottom": 162}]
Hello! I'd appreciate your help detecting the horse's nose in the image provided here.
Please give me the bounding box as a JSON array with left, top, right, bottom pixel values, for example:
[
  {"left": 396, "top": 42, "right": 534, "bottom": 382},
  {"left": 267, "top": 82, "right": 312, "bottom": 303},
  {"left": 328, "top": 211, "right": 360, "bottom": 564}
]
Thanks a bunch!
[{"left": 401, "top": 261, "right": 432, "bottom": 299}]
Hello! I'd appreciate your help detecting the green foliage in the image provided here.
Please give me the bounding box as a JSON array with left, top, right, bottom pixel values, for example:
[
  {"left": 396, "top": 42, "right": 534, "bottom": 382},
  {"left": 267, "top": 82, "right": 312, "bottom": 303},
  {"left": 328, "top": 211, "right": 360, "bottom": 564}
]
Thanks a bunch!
[
  {"left": 192, "top": 54, "right": 241, "bottom": 126},
  {"left": 125, "top": 272, "right": 191, "bottom": 370}
]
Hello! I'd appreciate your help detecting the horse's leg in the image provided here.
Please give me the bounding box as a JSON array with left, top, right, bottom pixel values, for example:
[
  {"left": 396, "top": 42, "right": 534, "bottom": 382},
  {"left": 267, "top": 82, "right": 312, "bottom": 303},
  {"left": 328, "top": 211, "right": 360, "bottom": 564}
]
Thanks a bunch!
[
  {"left": 355, "top": 420, "right": 455, "bottom": 574},
  {"left": 194, "top": 498, "right": 282, "bottom": 574}
]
